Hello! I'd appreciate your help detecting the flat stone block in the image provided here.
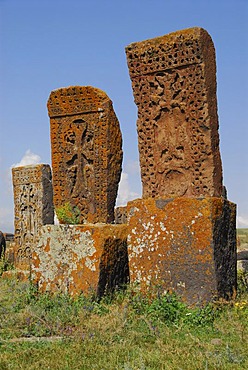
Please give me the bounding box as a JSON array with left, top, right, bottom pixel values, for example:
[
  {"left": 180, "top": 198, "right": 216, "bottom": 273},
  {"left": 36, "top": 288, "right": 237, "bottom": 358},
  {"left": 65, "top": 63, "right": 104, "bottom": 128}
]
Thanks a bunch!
[
  {"left": 237, "top": 260, "right": 248, "bottom": 272},
  {"left": 127, "top": 197, "right": 236, "bottom": 305},
  {"left": 237, "top": 249, "right": 248, "bottom": 261},
  {"left": 31, "top": 224, "right": 128, "bottom": 297}
]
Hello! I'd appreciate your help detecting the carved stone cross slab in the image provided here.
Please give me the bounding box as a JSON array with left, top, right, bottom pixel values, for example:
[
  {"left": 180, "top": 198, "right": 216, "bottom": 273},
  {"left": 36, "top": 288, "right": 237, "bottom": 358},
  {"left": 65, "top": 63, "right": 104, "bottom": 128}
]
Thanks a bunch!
[
  {"left": 126, "top": 27, "right": 223, "bottom": 198},
  {"left": 47, "top": 86, "right": 122, "bottom": 223}
]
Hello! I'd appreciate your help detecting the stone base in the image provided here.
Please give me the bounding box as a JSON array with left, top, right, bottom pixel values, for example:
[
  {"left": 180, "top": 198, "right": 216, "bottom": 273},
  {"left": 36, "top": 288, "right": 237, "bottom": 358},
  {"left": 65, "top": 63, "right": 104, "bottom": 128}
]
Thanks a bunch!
[
  {"left": 237, "top": 260, "right": 248, "bottom": 272},
  {"left": 127, "top": 197, "right": 237, "bottom": 305},
  {"left": 1, "top": 270, "right": 30, "bottom": 281},
  {"left": 3, "top": 242, "right": 32, "bottom": 279},
  {"left": 31, "top": 224, "right": 129, "bottom": 297}
]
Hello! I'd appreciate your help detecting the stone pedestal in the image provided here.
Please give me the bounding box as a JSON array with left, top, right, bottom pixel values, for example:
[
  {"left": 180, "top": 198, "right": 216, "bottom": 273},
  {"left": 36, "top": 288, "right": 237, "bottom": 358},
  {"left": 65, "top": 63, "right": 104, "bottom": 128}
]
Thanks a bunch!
[
  {"left": 31, "top": 224, "right": 129, "bottom": 297},
  {"left": 127, "top": 197, "right": 236, "bottom": 305}
]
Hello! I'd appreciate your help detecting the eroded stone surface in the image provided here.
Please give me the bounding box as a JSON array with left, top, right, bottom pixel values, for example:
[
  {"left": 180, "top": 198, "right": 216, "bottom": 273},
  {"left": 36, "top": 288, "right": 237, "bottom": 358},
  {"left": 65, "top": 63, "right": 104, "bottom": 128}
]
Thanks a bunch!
[
  {"left": 114, "top": 206, "right": 127, "bottom": 224},
  {"left": 127, "top": 197, "right": 236, "bottom": 305},
  {"left": 126, "top": 27, "right": 223, "bottom": 198},
  {"left": 12, "top": 164, "right": 54, "bottom": 270},
  {"left": 31, "top": 224, "right": 129, "bottom": 296},
  {"left": 47, "top": 86, "right": 123, "bottom": 224}
]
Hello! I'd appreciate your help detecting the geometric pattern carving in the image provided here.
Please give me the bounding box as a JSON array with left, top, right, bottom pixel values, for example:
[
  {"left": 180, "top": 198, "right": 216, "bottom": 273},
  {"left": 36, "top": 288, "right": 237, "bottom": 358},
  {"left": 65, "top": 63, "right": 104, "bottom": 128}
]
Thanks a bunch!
[
  {"left": 126, "top": 27, "right": 223, "bottom": 198},
  {"left": 12, "top": 164, "right": 54, "bottom": 269}
]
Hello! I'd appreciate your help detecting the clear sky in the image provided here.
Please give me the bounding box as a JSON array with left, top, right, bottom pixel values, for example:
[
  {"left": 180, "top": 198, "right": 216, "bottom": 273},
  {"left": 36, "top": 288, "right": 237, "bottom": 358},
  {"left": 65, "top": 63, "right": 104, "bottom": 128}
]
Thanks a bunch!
[{"left": 0, "top": 0, "right": 247, "bottom": 232}]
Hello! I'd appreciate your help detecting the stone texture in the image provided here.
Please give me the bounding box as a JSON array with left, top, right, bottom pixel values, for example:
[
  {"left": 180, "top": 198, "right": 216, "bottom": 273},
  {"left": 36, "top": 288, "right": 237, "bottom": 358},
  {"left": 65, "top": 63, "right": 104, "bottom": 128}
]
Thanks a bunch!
[
  {"left": 47, "top": 86, "right": 123, "bottom": 224},
  {"left": 12, "top": 164, "right": 54, "bottom": 270},
  {"left": 237, "top": 249, "right": 248, "bottom": 261},
  {"left": 126, "top": 27, "right": 223, "bottom": 198},
  {"left": 0, "top": 231, "right": 6, "bottom": 259},
  {"left": 31, "top": 224, "right": 129, "bottom": 297},
  {"left": 127, "top": 197, "right": 236, "bottom": 305},
  {"left": 115, "top": 206, "right": 127, "bottom": 224}
]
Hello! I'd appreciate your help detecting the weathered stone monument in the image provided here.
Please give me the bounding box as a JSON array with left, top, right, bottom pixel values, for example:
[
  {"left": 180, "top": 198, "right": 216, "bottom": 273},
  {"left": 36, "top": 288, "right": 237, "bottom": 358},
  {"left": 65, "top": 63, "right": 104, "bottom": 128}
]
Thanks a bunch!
[
  {"left": 126, "top": 27, "right": 223, "bottom": 198},
  {"left": 47, "top": 86, "right": 122, "bottom": 224},
  {"left": 30, "top": 86, "right": 128, "bottom": 296},
  {"left": 11, "top": 29, "right": 236, "bottom": 304},
  {"left": 12, "top": 164, "right": 54, "bottom": 273},
  {"left": 126, "top": 28, "right": 237, "bottom": 304}
]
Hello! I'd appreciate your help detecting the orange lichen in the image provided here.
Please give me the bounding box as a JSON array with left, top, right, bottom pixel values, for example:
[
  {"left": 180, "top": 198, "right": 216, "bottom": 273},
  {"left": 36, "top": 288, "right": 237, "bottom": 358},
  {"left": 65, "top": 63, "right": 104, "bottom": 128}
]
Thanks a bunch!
[
  {"left": 47, "top": 86, "right": 122, "bottom": 224},
  {"left": 127, "top": 197, "right": 236, "bottom": 305},
  {"left": 125, "top": 27, "right": 222, "bottom": 199}
]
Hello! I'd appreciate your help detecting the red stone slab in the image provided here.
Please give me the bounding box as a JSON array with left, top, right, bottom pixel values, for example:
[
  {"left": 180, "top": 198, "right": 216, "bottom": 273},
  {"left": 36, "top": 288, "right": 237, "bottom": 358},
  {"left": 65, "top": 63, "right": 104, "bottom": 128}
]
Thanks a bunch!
[
  {"left": 47, "top": 86, "right": 122, "bottom": 224},
  {"left": 126, "top": 28, "right": 223, "bottom": 198}
]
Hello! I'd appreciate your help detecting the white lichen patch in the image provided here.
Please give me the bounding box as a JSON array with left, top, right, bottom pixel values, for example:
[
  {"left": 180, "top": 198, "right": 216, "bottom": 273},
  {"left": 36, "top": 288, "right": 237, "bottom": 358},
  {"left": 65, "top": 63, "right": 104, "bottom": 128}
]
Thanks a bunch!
[
  {"left": 135, "top": 270, "right": 142, "bottom": 283},
  {"left": 143, "top": 222, "right": 151, "bottom": 231},
  {"left": 177, "top": 281, "right": 186, "bottom": 288},
  {"left": 129, "top": 207, "right": 140, "bottom": 217},
  {"left": 132, "top": 227, "right": 137, "bottom": 235},
  {"left": 32, "top": 225, "right": 97, "bottom": 289},
  {"left": 85, "top": 257, "right": 97, "bottom": 271},
  {"left": 160, "top": 222, "right": 166, "bottom": 231},
  {"left": 128, "top": 240, "right": 147, "bottom": 260},
  {"left": 145, "top": 275, "right": 152, "bottom": 286}
]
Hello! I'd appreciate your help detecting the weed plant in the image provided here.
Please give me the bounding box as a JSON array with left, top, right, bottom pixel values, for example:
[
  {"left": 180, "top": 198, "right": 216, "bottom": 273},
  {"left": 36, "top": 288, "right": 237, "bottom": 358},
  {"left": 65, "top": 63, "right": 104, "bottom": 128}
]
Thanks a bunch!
[
  {"left": 55, "top": 202, "right": 80, "bottom": 224},
  {"left": 0, "top": 257, "right": 14, "bottom": 276},
  {"left": 0, "top": 272, "right": 247, "bottom": 369}
]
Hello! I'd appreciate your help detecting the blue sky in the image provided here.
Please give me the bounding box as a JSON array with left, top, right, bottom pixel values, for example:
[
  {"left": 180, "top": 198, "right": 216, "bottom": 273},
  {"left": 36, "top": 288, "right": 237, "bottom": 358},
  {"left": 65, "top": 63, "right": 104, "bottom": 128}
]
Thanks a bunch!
[{"left": 0, "top": 0, "right": 247, "bottom": 232}]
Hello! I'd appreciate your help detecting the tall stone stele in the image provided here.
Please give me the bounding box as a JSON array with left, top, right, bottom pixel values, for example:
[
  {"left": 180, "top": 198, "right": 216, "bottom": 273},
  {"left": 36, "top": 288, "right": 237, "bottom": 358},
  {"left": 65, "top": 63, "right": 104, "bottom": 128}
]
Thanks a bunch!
[
  {"left": 47, "top": 86, "right": 123, "bottom": 224},
  {"left": 126, "top": 27, "right": 223, "bottom": 198},
  {"left": 12, "top": 164, "right": 54, "bottom": 272},
  {"left": 125, "top": 28, "right": 237, "bottom": 304}
]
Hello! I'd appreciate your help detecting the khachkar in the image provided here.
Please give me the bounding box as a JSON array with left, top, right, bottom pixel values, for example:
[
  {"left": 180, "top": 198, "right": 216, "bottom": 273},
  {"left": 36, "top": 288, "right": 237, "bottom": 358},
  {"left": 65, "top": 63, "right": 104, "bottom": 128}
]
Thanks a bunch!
[
  {"left": 12, "top": 164, "right": 54, "bottom": 272},
  {"left": 47, "top": 86, "right": 122, "bottom": 224},
  {"left": 126, "top": 28, "right": 237, "bottom": 304},
  {"left": 126, "top": 27, "right": 223, "bottom": 198}
]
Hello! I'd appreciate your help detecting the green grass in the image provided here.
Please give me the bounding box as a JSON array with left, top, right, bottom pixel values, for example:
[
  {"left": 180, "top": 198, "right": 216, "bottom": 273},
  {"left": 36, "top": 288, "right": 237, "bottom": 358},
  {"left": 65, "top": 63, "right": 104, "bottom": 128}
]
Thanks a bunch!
[{"left": 0, "top": 275, "right": 247, "bottom": 370}]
